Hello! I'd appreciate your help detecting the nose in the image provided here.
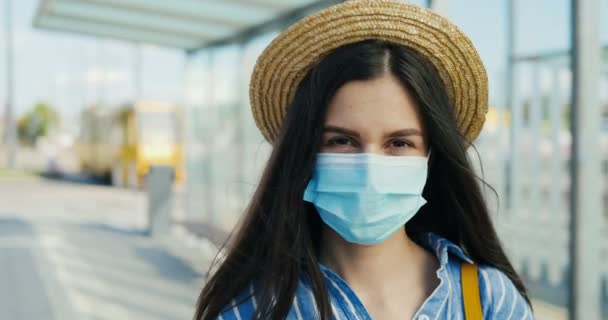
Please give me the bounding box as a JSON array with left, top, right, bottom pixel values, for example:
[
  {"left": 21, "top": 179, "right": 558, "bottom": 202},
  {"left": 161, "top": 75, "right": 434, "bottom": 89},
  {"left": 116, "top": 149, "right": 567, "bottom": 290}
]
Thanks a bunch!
[{"left": 361, "top": 143, "right": 385, "bottom": 155}]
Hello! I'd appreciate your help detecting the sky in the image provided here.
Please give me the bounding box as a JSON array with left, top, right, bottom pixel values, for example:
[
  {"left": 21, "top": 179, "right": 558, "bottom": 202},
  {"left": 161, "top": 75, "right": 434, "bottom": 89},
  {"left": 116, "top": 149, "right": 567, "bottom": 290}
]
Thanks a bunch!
[
  {"left": 0, "top": 0, "right": 185, "bottom": 124},
  {"left": 0, "top": 0, "right": 606, "bottom": 127}
]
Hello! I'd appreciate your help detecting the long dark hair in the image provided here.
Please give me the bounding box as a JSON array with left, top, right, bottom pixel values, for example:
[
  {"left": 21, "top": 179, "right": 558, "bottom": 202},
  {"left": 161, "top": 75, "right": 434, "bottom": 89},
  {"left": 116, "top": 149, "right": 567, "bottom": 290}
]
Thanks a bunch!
[{"left": 195, "top": 39, "right": 530, "bottom": 320}]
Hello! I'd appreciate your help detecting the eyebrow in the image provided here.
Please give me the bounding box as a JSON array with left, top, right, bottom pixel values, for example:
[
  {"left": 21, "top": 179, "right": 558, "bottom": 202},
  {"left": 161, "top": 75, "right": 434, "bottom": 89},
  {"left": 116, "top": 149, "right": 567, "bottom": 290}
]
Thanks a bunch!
[
  {"left": 385, "top": 128, "right": 423, "bottom": 138},
  {"left": 323, "top": 126, "right": 360, "bottom": 137},
  {"left": 323, "top": 126, "right": 422, "bottom": 138}
]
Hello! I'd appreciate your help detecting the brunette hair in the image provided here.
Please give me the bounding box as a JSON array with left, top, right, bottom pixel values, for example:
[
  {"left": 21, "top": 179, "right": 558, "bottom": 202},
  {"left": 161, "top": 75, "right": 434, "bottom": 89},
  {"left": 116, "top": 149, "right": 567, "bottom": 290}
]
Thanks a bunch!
[{"left": 195, "top": 39, "right": 530, "bottom": 320}]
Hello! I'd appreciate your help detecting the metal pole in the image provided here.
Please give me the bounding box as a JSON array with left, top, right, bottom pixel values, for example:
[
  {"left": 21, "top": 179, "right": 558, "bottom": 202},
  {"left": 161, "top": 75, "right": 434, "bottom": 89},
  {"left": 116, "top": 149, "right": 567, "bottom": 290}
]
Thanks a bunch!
[
  {"left": 549, "top": 66, "right": 563, "bottom": 221},
  {"left": 204, "top": 52, "right": 215, "bottom": 225},
  {"left": 146, "top": 165, "right": 174, "bottom": 237},
  {"left": 97, "top": 41, "right": 104, "bottom": 106},
  {"left": 134, "top": 43, "right": 142, "bottom": 99},
  {"left": 530, "top": 65, "right": 542, "bottom": 216},
  {"left": 4, "top": 0, "right": 16, "bottom": 168},
  {"left": 568, "top": 0, "right": 602, "bottom": 319},
  {"left": 236, "top": 43, "right": 246, "bottom": 202},
  {"left": 506, "top": 0, "right": 517, "bottom": 211}
]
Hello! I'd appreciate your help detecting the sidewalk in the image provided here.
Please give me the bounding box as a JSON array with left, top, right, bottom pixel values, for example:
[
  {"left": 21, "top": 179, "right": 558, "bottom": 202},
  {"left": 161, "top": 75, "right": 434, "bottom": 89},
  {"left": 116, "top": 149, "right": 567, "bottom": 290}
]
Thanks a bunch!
[{"left": 0, "top": 177, "right": 211, "bottom": 320}]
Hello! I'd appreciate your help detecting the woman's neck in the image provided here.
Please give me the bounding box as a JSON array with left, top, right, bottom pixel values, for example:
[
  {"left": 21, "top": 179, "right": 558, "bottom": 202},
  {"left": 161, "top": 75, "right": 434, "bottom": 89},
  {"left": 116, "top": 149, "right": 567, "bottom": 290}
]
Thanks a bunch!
[{"left": 318, "top": 225, "right": 437, "bottom": 296}]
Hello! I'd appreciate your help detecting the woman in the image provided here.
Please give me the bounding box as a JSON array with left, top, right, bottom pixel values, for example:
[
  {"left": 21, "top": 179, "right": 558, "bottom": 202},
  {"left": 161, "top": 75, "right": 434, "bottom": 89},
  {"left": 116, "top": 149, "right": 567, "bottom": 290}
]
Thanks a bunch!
[{"left": 195, "top": 1, "right": 534, "bottom": 319}]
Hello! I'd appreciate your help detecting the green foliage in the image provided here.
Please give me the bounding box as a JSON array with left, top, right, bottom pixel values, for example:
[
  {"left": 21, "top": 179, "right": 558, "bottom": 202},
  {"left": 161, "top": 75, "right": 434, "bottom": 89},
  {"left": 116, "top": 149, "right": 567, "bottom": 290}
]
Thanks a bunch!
[{"left": 17, "top": 102, "right": 61, "bottom": 145}]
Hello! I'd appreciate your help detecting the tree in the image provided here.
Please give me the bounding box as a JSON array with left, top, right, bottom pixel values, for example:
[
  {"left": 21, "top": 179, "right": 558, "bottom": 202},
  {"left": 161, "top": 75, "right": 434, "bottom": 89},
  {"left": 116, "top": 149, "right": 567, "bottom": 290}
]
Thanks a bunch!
[{"left": 17, "top": 102, "right": 61, "bottom": 145}]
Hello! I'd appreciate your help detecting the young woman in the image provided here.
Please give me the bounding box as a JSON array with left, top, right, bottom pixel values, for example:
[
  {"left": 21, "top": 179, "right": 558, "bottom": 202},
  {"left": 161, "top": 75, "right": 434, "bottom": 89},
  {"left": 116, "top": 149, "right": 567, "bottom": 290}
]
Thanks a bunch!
[{"left": 195, "top": 1, "right": 534, "bottom": 319}]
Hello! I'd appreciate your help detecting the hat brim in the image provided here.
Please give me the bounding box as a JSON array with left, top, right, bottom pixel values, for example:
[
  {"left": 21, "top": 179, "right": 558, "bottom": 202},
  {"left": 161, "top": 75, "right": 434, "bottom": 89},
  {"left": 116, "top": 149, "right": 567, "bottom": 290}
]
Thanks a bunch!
[{"left": 249, "top": 0, "right": 488, "bottom": 143}]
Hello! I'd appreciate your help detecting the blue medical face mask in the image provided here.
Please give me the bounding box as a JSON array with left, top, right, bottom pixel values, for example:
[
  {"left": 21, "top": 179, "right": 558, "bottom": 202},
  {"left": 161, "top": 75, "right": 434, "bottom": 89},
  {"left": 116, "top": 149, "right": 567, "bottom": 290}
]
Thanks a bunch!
[{"left": 303, "top": 152, "right": 429, "bottom": 245}]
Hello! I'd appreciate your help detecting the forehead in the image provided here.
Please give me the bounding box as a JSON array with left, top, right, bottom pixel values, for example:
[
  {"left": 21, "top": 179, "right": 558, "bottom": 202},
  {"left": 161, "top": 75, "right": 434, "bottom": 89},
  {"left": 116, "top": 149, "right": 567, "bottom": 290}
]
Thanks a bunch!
[{"left": 325, "top": 72, "right": 423, "bottom": 131}]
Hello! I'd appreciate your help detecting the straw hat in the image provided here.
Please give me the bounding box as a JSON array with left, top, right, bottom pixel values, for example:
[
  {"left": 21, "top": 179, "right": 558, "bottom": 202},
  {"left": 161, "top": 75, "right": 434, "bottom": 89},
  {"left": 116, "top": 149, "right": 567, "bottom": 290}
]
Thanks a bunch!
[{"left": 249, "top": 0, "right": 488, "bottom": 143}]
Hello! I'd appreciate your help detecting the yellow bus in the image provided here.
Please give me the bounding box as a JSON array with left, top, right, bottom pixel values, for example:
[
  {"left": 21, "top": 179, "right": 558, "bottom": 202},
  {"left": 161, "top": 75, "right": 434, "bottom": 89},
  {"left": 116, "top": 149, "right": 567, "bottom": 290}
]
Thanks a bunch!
[{"left": 76, "top": 100, "right": 185, "bottom": 188}]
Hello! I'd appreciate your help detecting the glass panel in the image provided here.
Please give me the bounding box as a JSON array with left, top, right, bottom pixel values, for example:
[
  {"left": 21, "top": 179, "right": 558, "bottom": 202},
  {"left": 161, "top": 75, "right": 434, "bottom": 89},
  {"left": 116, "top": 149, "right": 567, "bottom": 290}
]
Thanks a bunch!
[
  {"left": 600, "top": 1, "right": 608, "bottom": 317},
  {"left": 184, "top": 50, "right": 212, "bottom": 222},
  {"left": 240, "top": 32, "right": 278, "bottom": 199},
  {"left": 208, "top": 44, "right": 243, "bottom": 230},
  {"left": 183, "top": 25, "right": 284, "bottom": 231},
  {"left": 446, "top": 0, "right": 574, "bottom": 315}
]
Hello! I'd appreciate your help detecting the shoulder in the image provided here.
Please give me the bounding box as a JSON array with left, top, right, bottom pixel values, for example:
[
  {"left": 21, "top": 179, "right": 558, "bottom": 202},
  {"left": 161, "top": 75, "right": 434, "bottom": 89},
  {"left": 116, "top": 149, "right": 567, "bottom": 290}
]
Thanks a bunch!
[
  {"left": 418, "top": 232, "right": 534, "bottom": 319},
  {"left": 216, "top": 277, "right": 318, "bottom": 320},
  {"left": 476, "top": 264, "right": 535, "bottom": 320},
  {"left": 216, "top": 283, "right": 258, "bottom": 320}
]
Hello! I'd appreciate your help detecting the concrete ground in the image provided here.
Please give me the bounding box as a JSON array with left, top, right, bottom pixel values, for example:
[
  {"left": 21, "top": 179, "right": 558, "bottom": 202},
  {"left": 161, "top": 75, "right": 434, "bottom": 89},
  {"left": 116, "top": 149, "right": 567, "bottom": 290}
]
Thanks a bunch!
[{"left": 0, "top": 175, "right": 214, "bottom": 320}]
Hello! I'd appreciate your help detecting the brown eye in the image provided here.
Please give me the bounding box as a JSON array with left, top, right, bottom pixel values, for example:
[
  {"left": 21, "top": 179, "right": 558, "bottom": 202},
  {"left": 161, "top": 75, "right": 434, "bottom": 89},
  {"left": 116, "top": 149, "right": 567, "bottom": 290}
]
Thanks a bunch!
[
  {"left": 323, "top": 136, "right": 359, "bottom": 152},
  {"left": 328, "top": 137, "right": 352, "bottom": 146},
  {"left": 389, "top": 139, "right": 413, "bottom": 149}
]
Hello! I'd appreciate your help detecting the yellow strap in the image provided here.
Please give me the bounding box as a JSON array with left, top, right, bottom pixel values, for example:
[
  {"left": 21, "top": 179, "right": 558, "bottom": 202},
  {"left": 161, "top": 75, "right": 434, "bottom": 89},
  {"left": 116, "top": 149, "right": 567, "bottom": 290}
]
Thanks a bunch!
[{"left": 461, "top": 263, "right": 483, "bottom": 320}]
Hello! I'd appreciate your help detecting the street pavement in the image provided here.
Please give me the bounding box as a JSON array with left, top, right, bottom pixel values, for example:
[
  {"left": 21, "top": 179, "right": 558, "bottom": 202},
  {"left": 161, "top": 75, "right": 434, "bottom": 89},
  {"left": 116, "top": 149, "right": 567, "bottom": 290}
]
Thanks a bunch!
[{"left": 0, "top": 176, "right": 212, "bottom": 320}]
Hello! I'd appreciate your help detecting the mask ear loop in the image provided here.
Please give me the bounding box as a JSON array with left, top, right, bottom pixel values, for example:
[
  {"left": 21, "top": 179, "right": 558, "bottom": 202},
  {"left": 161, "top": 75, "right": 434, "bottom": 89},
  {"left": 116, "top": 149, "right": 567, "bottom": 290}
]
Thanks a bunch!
[
  {"left": 424, "top": 147, "right": 432, "bottom": 185},
  {"left": 415, "top": 146, "right": 432, "bottom": 208}
]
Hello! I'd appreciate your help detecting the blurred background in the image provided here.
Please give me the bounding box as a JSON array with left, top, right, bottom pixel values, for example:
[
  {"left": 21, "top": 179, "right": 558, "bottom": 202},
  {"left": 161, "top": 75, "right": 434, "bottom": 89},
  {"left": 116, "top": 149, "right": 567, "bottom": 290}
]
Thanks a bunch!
[{"left": 0, "top": 0, "right": 606, "bottom": 319}]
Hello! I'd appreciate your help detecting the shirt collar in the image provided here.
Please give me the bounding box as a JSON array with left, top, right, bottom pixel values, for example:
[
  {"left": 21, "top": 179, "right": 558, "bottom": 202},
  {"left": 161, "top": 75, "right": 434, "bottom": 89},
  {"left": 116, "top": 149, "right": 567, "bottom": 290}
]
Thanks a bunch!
[
  {"left": 315, "top": 232, "right": 474, "bottom": 274},
  {"left": 313, "top": 232, "right": 474, "bottom": 320},
  {"left": 419, "top": 232, "right": 474, "bottom": 265}
]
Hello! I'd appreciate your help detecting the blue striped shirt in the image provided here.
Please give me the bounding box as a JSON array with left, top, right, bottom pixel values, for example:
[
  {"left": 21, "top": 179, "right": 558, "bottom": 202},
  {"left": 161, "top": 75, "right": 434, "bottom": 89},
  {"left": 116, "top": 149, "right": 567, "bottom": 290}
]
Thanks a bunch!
[{"left": 217, "top": 232, "right": 534, "bottom": 320}]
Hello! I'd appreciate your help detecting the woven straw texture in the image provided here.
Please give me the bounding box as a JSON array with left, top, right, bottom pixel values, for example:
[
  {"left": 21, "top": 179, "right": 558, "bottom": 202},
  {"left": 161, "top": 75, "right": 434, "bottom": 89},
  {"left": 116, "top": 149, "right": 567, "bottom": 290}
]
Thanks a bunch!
[{"left": 249, "top": 0, "right": 488, "bottom": 143}]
